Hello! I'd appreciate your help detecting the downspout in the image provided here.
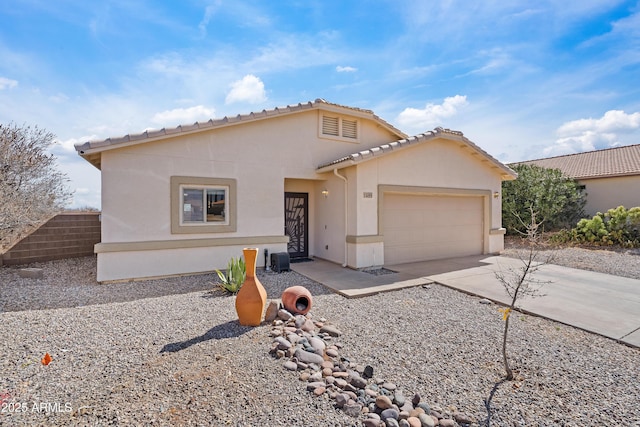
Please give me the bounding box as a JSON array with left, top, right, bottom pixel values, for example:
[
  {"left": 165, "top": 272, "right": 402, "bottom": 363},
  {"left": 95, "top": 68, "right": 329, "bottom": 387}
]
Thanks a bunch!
[{"left": 333, "top": 168, "right": 348, "bottom": 267}]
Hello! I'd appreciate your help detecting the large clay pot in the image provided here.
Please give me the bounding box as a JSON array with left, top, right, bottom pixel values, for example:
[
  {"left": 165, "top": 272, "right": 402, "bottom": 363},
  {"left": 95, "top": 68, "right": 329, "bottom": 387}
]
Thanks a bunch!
[
  {"left": 281, "top": 285, "right": 313, "bottom": 315},
  {"left": 235, "top": 248, "right": 267, "bottom": 326}
]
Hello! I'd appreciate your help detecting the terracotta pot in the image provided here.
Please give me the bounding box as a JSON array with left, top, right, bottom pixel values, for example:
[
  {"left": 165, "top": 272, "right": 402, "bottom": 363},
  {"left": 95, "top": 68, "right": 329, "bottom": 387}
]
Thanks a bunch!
[
  {"left": 235, "top": 248, "right": 267, "bottom": 326},
  {"left": 281, "top": 285, "right": 313, "bottom": 315}
]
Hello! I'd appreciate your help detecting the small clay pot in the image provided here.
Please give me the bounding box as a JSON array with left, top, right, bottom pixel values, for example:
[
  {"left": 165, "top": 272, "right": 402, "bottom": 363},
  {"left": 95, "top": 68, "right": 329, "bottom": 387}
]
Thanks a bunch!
[{"left": 281, "top": 285, "right": 312, "bottom": 315}]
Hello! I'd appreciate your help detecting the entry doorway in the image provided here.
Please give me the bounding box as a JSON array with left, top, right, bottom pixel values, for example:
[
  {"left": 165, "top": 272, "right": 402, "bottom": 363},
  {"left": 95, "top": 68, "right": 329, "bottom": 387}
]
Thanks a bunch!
[{"left": 284, "top": 192, "right": 308, "bottom": 259}]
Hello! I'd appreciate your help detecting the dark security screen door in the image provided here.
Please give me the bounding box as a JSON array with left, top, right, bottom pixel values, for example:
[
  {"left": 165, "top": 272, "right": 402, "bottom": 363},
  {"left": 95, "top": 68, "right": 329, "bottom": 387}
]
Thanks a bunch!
[{"left": 284, "top": 192, "right": 308, "bottom": 259}]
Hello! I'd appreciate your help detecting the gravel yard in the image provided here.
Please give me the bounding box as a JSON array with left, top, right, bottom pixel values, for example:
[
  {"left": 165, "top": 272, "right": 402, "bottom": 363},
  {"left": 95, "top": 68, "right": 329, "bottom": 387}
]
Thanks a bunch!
[{"left": 1, "top": 247, "right": 639, "bottom": 426}]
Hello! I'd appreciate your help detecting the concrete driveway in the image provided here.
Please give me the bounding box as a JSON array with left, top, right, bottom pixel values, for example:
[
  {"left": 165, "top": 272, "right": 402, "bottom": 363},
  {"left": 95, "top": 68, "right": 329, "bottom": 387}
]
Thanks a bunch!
[{"left": 291, "top": 255, "right": 640, "bottom": 348}]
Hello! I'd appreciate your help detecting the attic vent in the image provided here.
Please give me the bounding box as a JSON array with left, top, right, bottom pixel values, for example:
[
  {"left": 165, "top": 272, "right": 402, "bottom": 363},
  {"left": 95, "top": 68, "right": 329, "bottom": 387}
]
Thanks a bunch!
[
  {"left": 322, "top": 116, "right": 339, "bottom": 136},
  {"left": 342, "top": 119, "right": 357, "bottom": 139}
]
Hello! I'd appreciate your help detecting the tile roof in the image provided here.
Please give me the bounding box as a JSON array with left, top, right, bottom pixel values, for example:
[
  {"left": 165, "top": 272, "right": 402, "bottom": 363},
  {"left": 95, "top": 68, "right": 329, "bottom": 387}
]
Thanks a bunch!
[
  {"left": 75, "top": 99, "right": 407, "bottom": 169},
  {"left": 515, "top": 144, "right": 640, "bottom": 179},
  {"left": 317, "top": 127, "right": 517, "bottom": 181}
]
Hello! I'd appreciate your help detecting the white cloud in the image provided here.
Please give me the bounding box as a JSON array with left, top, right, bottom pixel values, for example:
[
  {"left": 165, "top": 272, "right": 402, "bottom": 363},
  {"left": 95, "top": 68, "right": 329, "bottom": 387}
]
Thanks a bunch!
[
  {"left": 336, "top": 65, "right": 357, "bottom": 73},
  {"left": 0, "top": 77, "right": 18, "bottom": 90},
  {"left": 544, "top": 110, "right": 640, "bottom": 156},
  {"left": 198, "top": 2, "right": 222, "bottom": 37},
  {"left": 557, "top": 110, "right": 640, "bottom": 135},
  {"left": 225, "top": 74, "right": 267, "bottom": 105},
  {"left": 396, "top": 95, "right": 469, "bottom": 132},
  {"left": 151, "top": 105, "right": 216, "bottom": 126}
]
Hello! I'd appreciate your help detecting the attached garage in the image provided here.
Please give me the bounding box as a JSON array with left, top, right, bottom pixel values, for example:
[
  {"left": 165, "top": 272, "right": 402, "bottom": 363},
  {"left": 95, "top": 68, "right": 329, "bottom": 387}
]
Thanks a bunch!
[{"left": 382, "top": 191, "right": 486, "bottom": 265}]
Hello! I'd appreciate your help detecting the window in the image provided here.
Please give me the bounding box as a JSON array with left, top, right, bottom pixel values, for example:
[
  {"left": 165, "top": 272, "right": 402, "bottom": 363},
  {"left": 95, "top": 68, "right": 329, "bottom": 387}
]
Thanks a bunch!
[
  {"left": 182, "top": 187, "right": 227, "bottom": 223},
  {"left": 171, "top": 176, "right": 237, "bottom": 234},
  {"left": 320, "top": 114, "right": 359, "bottom": 141}
]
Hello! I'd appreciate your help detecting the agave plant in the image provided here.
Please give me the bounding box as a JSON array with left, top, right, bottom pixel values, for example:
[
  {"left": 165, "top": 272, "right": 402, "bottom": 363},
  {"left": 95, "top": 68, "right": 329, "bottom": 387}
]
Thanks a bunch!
[{"left": 215, "top": 256, "right": 246, "bottom": 294}]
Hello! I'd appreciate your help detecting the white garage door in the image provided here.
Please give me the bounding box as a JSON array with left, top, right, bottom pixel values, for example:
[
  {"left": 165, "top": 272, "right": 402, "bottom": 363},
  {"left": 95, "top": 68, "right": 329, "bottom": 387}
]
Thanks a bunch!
[{"left": 383, "top": 193, "right": 484, "bottom": 265}]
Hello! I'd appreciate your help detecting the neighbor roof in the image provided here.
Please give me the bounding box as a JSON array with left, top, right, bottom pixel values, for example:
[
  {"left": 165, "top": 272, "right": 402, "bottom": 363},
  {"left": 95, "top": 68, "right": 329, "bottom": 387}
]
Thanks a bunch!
[
  {"left": 516, "top": 144, "right": 640, "bottom": 180},
  {"left": 316, "top": 127, "right": 518, "bottom": 181},
  {"left": 74, "top": 99, "right": 408, "bottom": 169}
]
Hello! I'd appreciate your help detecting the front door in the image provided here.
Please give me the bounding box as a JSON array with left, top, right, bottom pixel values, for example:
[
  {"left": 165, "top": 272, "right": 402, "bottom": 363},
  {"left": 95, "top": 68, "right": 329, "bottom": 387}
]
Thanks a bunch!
[{"left": 284, "top": 192, "right": 308, "bottom": 259}]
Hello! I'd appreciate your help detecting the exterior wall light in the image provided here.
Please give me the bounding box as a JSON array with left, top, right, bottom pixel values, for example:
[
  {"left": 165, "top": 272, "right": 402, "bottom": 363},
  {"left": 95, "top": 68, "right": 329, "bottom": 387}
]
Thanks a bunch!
[
  {"left": 493, "top": 191, "right": 500, "bottom": 198},
  {"left": 322, "top": 189, "right": 329, "bottom": 198}
]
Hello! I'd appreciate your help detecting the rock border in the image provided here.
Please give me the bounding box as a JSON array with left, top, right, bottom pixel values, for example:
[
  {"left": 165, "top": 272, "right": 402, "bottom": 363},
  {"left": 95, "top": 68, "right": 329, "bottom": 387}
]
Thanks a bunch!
[{"left": 268, "top": 304, "right": 476, "bottom": 427}]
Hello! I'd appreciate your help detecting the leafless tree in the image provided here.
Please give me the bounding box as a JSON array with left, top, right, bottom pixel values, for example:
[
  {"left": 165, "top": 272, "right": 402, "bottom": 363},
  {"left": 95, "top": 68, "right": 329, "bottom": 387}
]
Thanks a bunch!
[
  {"left": 0, "top": 123, "right": 72, "bottom": 252},
  {"left": 495, "top": 207, "right": 552, "bottom": 380}
]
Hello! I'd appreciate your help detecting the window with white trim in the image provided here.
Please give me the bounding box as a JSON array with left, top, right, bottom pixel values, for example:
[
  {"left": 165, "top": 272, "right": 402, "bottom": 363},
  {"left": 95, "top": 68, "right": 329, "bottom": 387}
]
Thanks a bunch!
[
  {"left": 171, "top": 176, "right": 237, "bottom": 234},
  {"left": 320, "top": 114, "right": 359, "bottom": 141}
]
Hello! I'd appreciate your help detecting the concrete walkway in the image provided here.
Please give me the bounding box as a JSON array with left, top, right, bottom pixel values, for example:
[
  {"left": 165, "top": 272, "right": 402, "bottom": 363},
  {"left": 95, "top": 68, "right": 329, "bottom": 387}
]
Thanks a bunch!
[{"left": 291, "top": 256, "right": 640, "bottom": 348}]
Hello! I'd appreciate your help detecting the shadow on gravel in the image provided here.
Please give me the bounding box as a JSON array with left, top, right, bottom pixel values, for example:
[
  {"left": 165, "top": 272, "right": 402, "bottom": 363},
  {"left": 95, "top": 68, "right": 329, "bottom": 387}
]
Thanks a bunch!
[
  {"left": 483, "top": 378, "right": 507, "bottom": 427},
  {"left": 159, "top": 320, "right": 253, "bottom": 353}
]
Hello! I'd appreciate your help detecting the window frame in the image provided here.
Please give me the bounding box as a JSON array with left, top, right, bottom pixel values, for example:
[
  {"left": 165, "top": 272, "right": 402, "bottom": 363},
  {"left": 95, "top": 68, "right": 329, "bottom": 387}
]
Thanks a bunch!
[{"left": 171, "top": 176, "right": 237, "bottom": 234}]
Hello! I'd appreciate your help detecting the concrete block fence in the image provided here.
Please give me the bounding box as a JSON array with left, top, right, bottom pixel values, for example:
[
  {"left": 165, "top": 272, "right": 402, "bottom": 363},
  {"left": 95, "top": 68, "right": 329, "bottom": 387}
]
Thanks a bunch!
[{"left": 1, "top": 213, "right": 101, "bottom": 266}]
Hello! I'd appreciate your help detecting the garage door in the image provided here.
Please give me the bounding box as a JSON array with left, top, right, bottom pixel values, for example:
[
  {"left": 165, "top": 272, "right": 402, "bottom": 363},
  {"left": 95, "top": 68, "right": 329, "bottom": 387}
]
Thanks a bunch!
[{"left": 383, "top": 193, "right": 484, "bottom": 265}]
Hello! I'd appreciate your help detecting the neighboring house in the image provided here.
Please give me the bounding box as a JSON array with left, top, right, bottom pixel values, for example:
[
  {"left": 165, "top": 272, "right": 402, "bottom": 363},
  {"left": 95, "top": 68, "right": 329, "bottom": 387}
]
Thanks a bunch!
[
  {"left": 517, "top": 144, "right": 640, "bottom": 216},
  {"left": 75, "top": 99, "right": 516, "bottom": 282}
]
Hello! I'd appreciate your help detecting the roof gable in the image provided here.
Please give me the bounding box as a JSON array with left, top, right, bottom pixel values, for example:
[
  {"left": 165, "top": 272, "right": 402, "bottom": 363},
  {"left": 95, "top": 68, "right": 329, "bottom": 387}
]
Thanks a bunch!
[
  {"left": 516, "top": 144, "right": 640, "bottom": 179},
  {"left": 75, "top": 99, "right": 407, "bottom": 169},
  {"left": 316, "top": 127, "right": 517, "bottom": 181}
]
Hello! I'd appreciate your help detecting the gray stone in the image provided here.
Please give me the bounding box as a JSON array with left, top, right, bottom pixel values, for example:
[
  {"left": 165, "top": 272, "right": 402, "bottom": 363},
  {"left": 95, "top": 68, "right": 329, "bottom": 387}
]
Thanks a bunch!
[
  {"left": 308, "top": 371, "right": 322, "bottom": 382},
  {"left": 439, "top": 419, "right": 455, "bottom": 427},
  {"left": 385, "top": 419, "right": 400, "bottom": 427},
  {"left": 18, "top": 268, "right": 43, "bottom": 279},
  {"left": 363, "top": 419, "right": 381, "bottom": 427},
  {"left": 382, "top": 382, "right": 397, "bottom": 391},
  {"left": 277, "top": 308, "right": 294, "bottom": 321},
  {"left": 416, "top": 402, "right": 430, "bottom": 415},
  {"left": 399, "top": 420, "right": 411, "bottom": 427},
  {"left": 326, "top": 348, "right": 339, "bottom": 358},
  {"left": 283, "top": 360, "right": 298, "bottom": 371},
  {"left": 454, "top": 412, "right": 474, "bottom": 425},
  {"left": 418, "top": 413, "right": 435, "bottom": 427},
  {"left": 400, "top": 402, "right": 414, "bottom": 413},
  {"left": 350, "top": 375, "right": 367, "bottom": 389},
  {"left": 381, "top": 408, "right": 400, "bottom": 421},
  {"left": 335, "top": 393, "right": 351, "bottom": 408},
  {"left": 273, "top": 336, "right": 291, "bottom": 350},
  {"left": 302, "top": 319, "right": 316, "bottom": 332},
  {"left": 294, "top": 348, "right": 324, "bottom": 365},
  {"left": 319, "top": 324, "right": 343, "bottom": 337},
  {"left": 287, "top": 333, "right": 300, "bottom": 344},
  {"left": 479, "top": 298, "right": 493, "bottom": 305},
  {"left": 334, "top": 378, "right": 348, "bottom": 389},
  {"left": 343, "top": 402, "right": 362, "bottom": 418},
  {"left": 308, "top": 337, "right": 326, "bottom": 355},
  {"left": 294, "top": 315, "right": 306, "bottom": 328},
  {"left": 264, "top": 300, "right": 280, "bottom": 322},
  {"left": 393, "top": 391, "right": 405, "bottom": 407}
]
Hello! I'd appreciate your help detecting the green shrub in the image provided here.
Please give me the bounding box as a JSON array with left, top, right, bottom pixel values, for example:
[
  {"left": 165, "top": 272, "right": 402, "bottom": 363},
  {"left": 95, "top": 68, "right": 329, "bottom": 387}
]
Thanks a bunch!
[
  {"left": 569, "top": 206, "right": 640, "bottom": 247},
  {"left": 215, "top": 256, "right": 246, "bottom": 294},
  {"left": 502, "top": 164, "right": 586, "bottom": 235}
]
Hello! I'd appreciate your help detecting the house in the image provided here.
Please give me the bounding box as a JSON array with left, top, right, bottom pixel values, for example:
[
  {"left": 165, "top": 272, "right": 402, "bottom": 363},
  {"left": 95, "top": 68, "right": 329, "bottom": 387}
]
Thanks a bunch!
[
  {"left": 517, "top": 144, "right": 640, "bottom": 216},
  {"left": 75, "top": 99, "right": 517, "bottom": 282}
]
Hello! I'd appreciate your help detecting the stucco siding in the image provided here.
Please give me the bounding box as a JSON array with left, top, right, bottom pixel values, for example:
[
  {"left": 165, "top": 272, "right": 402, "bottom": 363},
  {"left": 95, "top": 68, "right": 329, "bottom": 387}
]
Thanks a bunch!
[{"left": 580, "top": 175, "right": 640, "bottom": 216}]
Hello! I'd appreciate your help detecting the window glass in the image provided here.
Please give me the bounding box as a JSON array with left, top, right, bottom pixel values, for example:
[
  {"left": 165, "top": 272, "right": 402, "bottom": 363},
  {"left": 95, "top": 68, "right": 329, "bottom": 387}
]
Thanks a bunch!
[
  {"left": 206, "top": 189, "right": 226, "bottom": 222},
  {"left": 183, "top": 189, "right": 204, "bottom": 222}
]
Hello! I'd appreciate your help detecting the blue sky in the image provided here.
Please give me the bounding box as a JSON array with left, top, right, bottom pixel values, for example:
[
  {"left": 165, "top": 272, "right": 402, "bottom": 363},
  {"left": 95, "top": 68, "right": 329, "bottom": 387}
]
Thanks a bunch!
[{"left": 1, "top": 1, "right": 639, "bottom": 208}]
